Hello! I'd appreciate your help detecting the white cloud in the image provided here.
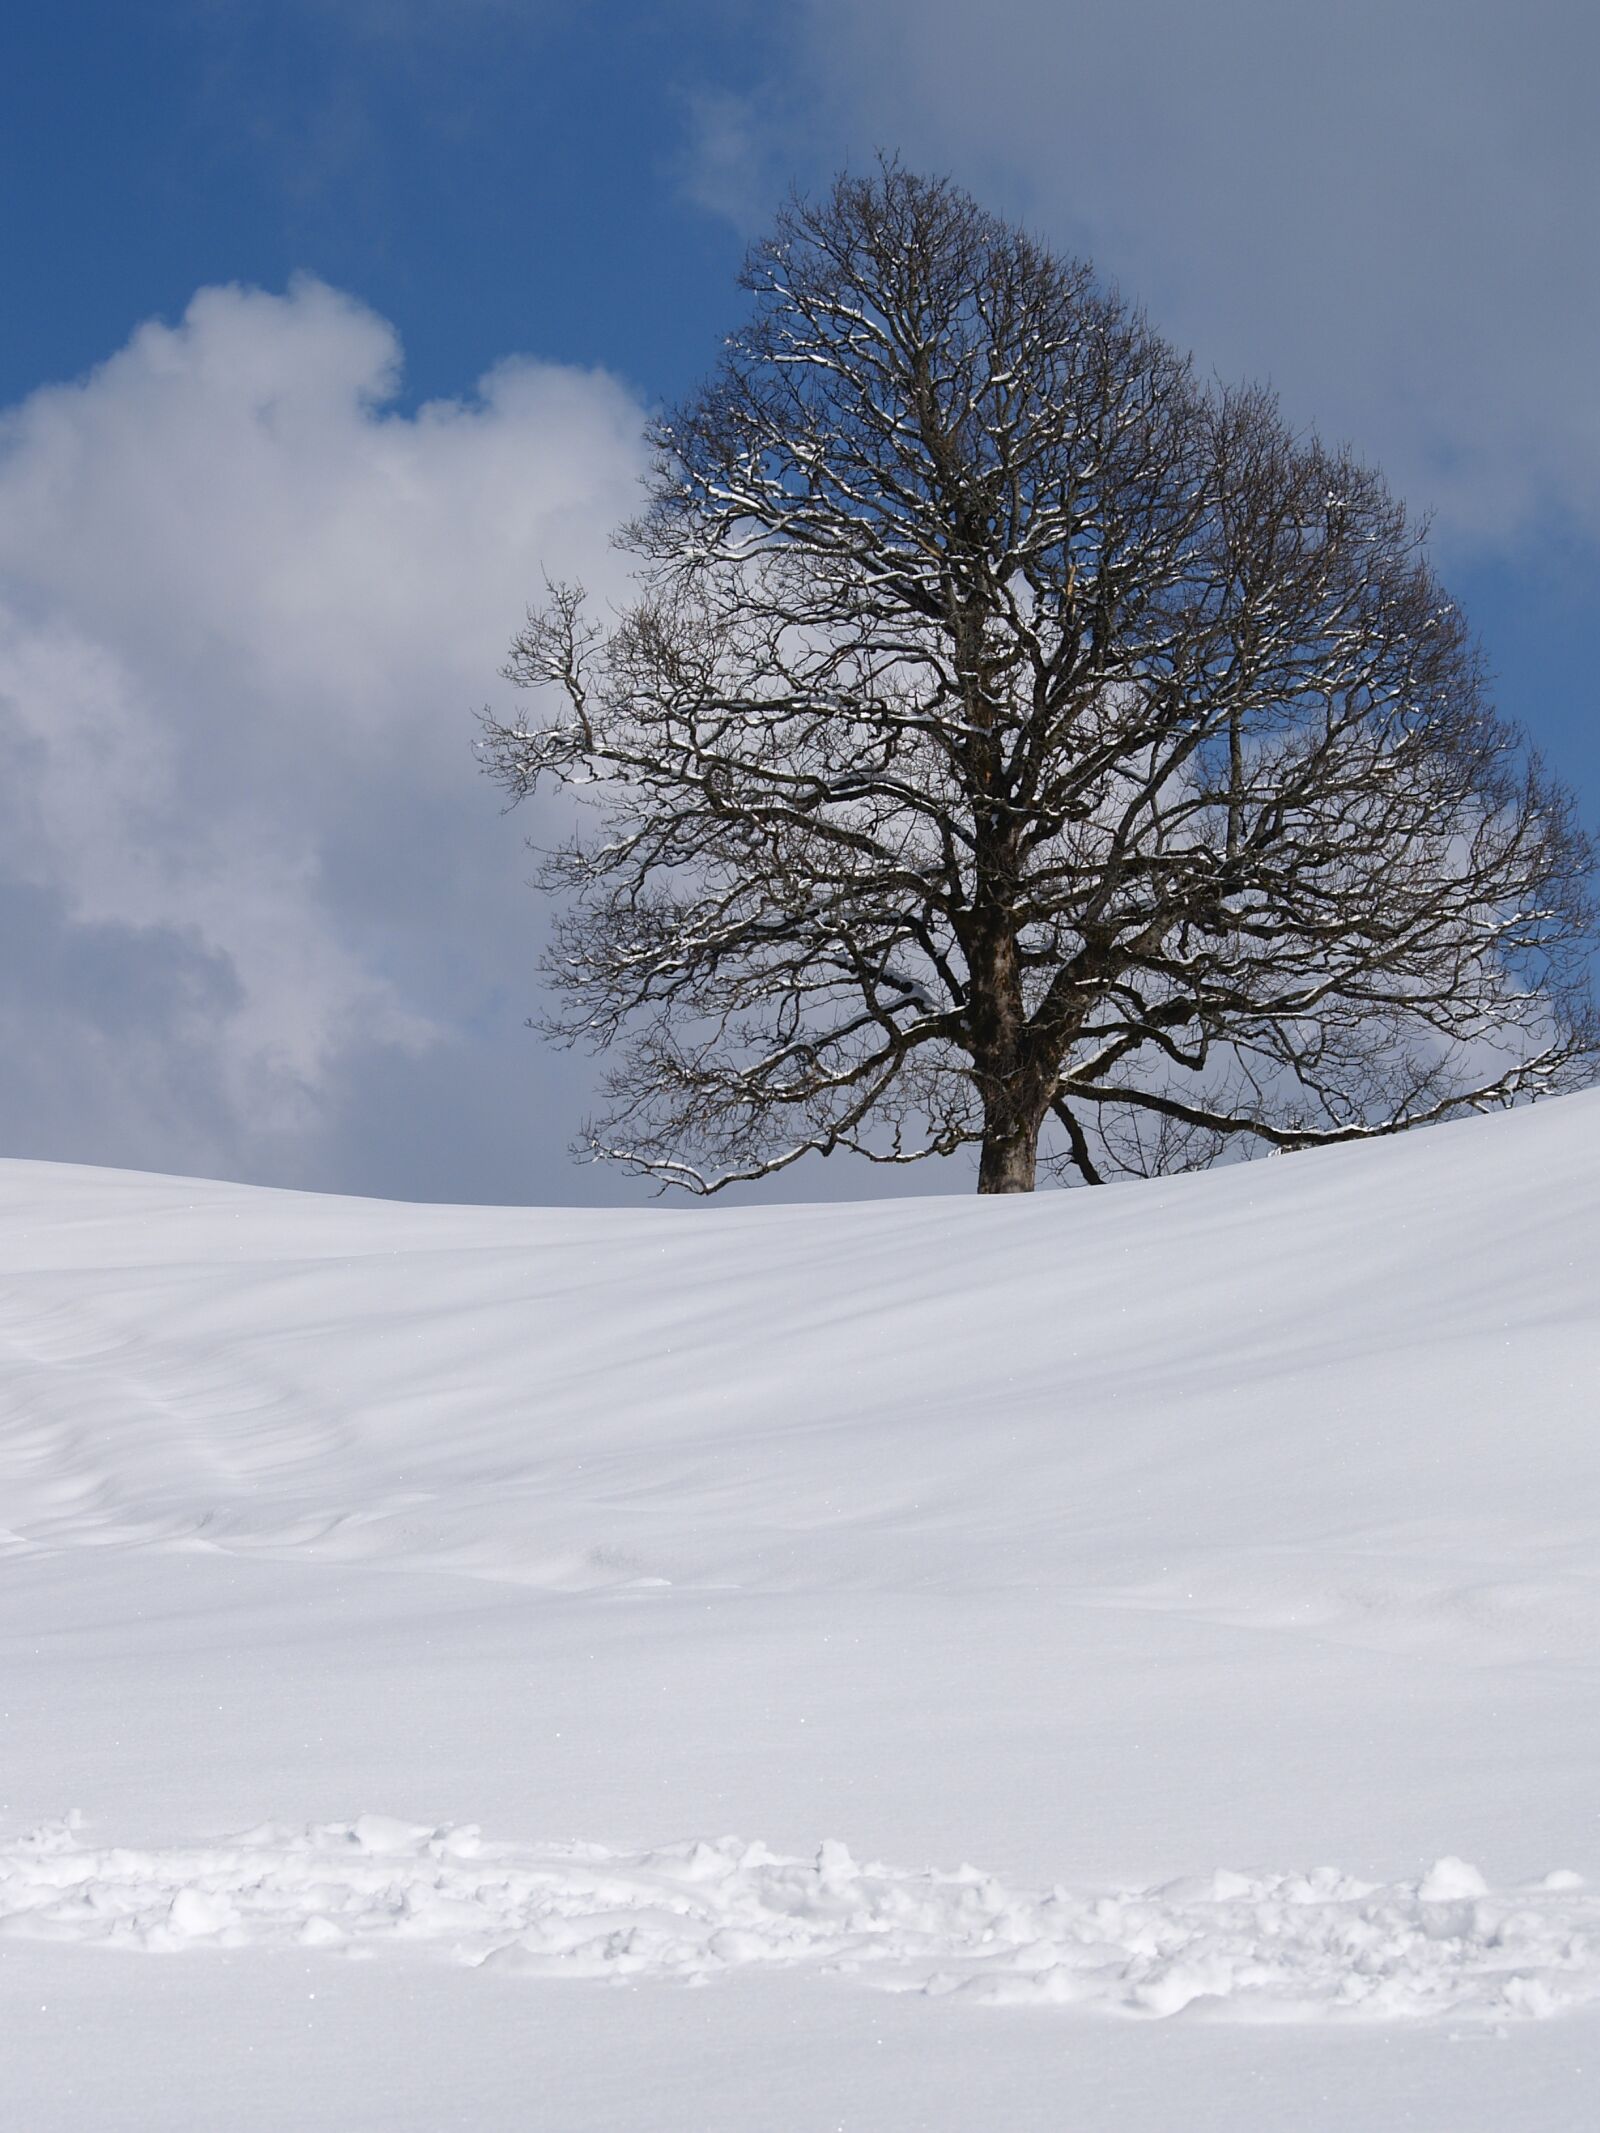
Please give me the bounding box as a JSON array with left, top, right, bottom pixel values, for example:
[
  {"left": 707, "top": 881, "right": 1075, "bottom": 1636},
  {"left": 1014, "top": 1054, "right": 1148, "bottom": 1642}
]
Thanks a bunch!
[{"left": 0, "top": 277, "right": 648, "bottom": 1192}]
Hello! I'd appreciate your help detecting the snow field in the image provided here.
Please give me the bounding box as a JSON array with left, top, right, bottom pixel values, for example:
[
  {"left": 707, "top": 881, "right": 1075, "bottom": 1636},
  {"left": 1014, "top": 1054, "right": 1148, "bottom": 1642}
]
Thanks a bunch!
[
  {"left": 4, "top": 1814, "right": 1595, "bottom": 2025},
  {"left": 2, "top": 1096, "right": 1599, "bottom": 2126}
]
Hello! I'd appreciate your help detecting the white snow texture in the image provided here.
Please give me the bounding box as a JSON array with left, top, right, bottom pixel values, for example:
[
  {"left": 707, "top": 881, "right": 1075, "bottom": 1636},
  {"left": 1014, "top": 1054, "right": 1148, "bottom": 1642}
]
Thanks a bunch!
[
  {"left": 4, "top": 1816, "right": 1594, "bottom": 2024},
  {"left": 2, "top": 1093, "right": 1599, "bottom": 2128}
]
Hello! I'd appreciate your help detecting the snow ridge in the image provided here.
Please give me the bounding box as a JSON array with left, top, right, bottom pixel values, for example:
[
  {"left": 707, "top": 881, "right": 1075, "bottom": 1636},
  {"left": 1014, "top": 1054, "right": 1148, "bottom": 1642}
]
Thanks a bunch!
[{"left": 3, "top": 1817, "right": 1593, "bottom": 2024}]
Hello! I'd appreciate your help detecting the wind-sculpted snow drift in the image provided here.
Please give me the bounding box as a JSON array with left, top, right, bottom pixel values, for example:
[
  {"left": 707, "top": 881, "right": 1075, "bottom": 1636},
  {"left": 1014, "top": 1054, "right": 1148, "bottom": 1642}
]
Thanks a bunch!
[
  {"left": 5, "top": 1817, "right": 1594, "bottom": 2024},
  {"left": 2, "top": 1096, "right": 1598, "bottom": 2128}
]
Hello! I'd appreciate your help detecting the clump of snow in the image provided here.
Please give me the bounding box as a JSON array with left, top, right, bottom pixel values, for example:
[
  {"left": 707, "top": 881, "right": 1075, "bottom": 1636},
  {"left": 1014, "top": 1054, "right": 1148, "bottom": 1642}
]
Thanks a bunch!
[
  {"left": 1417, "top": 1856, "right": 1489, "bottom": 1902},
  {"left": 2, "top": 1818, "right": 1595, "bottom": 2025}
]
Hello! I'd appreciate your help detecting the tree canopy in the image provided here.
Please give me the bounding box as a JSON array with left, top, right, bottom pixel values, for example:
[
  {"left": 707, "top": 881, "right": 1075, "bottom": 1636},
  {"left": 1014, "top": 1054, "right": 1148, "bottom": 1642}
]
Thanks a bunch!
[{"left": 481, "top": 165, "right": 1597, "bottom": 1192}]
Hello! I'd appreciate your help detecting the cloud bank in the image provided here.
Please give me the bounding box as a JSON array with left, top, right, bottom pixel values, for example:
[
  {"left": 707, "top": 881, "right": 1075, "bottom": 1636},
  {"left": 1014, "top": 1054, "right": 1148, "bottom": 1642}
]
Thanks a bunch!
[
  {"left": 0, "top": 278, "right": 648, "bottom": 1198},
  {"left": 799, "top": 0, "right": 1600, "bottom": 551}
]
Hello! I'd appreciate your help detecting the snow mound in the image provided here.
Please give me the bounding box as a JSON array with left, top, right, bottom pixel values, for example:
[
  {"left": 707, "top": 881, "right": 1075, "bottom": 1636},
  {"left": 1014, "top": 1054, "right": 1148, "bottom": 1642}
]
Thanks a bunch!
[
  {"left": 3, "top": 1817, "right": 1594, "bottom": 2024},
  {"left": 4, "top": 1101, "right": 1600, "bottom": 2124},
  {"left": 2, "top": 1093, "right": 1598, "bottom": 1654}
]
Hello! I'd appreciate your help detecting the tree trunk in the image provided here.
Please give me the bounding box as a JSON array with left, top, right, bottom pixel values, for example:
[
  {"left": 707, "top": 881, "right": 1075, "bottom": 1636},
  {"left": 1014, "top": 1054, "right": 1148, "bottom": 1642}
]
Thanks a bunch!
[
  {"left": 977, "top": 1111, "right": 1041, "bottom": 1192},
  {"left": 975, "top": 1059, "right": 1054, "bottom": 1192},
  {"left": 966, "top": 876, "right": 1052, "bottom": 1193}
]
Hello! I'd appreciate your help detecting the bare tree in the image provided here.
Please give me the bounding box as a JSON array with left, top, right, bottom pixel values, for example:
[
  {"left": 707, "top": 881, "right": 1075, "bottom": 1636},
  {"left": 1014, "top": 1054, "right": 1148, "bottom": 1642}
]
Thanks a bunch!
[{"left": 481, "top": 165, "right": 1597, "bottom": 1194}]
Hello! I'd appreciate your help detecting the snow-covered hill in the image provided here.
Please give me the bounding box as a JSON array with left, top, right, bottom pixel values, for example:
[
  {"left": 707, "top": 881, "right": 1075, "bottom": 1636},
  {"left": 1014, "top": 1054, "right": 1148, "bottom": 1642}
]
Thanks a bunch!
[{"left": 2, "top": 1097, "right": 1597, "bottom": 2129}]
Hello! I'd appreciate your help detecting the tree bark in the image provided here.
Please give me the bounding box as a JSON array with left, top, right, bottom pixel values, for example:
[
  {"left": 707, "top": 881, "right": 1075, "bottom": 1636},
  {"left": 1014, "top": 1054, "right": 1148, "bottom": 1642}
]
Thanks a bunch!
[
  {"left": 967, "top": 871, "right": 1064, "bottom": 1189},
  {"left": 977, "top": 1104, "right": 1043, "bottom": 1192}
]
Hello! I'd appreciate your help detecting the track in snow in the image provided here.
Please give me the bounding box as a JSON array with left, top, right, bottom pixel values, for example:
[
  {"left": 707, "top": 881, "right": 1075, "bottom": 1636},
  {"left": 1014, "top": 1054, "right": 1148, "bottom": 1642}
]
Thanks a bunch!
[{"left": 3, "top": 1816, "right": 1594, "bottom": 2024}]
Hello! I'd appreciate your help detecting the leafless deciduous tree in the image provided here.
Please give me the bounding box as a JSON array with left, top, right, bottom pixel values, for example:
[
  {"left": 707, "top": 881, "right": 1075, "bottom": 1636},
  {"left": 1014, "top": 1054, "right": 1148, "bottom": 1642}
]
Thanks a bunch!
[{"left": 481, "top": 165, "right": 1597, "bottom": 1193}]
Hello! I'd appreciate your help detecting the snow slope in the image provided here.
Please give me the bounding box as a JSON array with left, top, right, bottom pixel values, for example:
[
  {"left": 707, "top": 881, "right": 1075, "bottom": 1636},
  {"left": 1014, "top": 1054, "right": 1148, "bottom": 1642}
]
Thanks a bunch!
[{"left": 1, "top": 1096, "right": 1597, "bottom": 2127}]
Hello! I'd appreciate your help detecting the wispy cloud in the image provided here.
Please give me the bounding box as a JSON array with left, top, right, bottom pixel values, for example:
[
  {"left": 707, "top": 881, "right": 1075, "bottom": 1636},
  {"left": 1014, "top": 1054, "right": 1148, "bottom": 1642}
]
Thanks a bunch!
[{"left": 676, "top": 86, "right": 790, "bottom": 236}]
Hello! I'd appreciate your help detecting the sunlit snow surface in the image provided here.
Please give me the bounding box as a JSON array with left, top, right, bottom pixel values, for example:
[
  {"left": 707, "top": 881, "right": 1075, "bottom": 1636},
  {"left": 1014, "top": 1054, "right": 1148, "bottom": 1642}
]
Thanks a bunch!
[{"left": 2, "top": 1096, "right": 1598, "bottom": 2128}]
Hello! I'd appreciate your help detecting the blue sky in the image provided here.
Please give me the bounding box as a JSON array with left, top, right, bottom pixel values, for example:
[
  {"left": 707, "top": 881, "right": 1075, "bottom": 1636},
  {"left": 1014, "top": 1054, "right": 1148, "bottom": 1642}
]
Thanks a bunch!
[
  {"left": 1, "top": 2, "right": 763, "bottom": 415},
  {"left": 2, "top": 0, "right": 1596, "bottom": 1202}
]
